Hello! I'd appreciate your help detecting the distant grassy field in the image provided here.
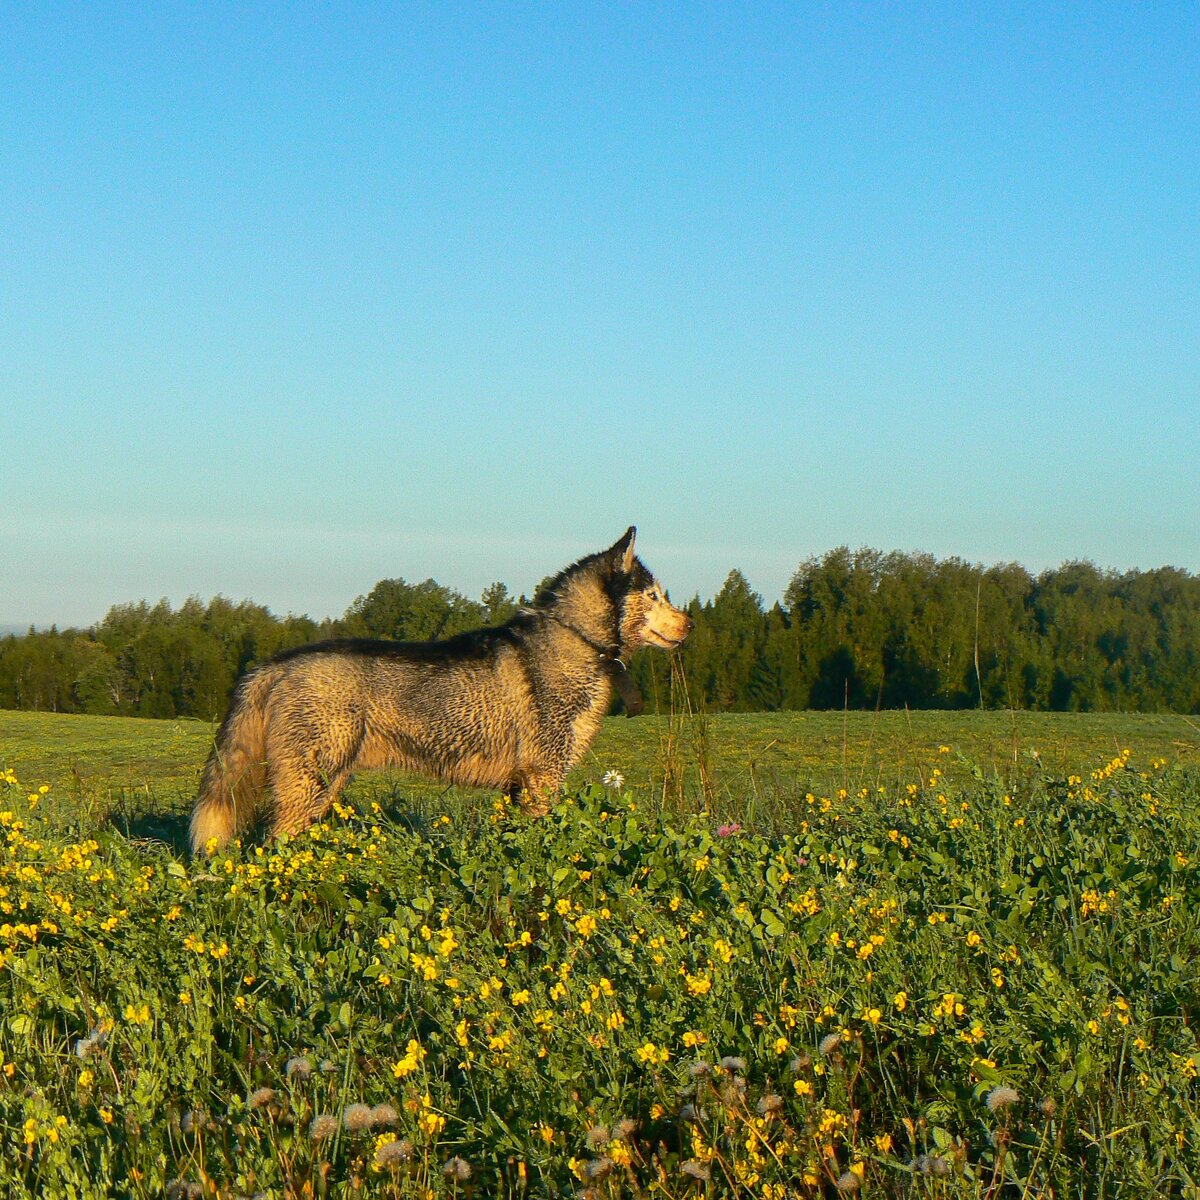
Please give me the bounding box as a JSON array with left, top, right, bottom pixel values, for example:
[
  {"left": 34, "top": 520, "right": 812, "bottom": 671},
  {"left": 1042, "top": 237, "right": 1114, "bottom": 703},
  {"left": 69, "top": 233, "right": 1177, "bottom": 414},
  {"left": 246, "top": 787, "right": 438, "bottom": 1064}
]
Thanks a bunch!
[
  {"left": 2, "top": 707, "right": 1199, "bottom": 835},
  {"left": 1, "top": 709, "right": 1199, "bottom": 1196}
]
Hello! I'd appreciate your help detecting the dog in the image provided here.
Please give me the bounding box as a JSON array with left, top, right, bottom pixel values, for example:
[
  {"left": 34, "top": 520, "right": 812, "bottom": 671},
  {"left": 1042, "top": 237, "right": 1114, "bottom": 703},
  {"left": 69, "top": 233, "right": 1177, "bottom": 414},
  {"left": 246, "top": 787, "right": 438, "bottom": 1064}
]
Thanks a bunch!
[{"left": 189, "top": 527, "right": 692, "bottom": 853}]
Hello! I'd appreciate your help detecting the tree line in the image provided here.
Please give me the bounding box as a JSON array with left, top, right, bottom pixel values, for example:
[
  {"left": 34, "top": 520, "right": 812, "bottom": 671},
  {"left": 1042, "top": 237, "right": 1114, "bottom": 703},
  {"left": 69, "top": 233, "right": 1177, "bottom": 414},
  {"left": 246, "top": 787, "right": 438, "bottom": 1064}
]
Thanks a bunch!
[{"left": 3, "top": 548, "right": 1199, "bottom": 719}]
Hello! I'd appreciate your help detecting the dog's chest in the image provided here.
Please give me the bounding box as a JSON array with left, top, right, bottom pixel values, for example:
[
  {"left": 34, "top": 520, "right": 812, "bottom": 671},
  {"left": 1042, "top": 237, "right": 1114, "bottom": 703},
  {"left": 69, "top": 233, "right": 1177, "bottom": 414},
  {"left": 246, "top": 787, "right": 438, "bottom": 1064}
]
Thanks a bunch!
[
  {"left": 536, "top": 667, "right": 609, "bottom": 757},
  {"left": 568, "top": 696, "right": 606, "bottom": 761}
]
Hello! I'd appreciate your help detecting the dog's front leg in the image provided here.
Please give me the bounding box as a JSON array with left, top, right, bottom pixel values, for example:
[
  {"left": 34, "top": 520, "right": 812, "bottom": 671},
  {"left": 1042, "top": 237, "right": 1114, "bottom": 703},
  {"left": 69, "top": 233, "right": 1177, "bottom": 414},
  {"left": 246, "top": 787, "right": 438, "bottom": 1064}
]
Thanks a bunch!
[{"left": 510, "top": 770, "right": 560, "bottom": 817}]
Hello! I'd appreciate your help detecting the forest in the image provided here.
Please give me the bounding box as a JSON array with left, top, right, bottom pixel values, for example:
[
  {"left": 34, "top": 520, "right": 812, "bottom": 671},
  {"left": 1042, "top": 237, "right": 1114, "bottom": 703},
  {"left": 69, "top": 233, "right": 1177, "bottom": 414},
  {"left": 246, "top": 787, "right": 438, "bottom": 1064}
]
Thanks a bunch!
[{"left": 3, "top": 547, "right": 1199, "bottom": 718}]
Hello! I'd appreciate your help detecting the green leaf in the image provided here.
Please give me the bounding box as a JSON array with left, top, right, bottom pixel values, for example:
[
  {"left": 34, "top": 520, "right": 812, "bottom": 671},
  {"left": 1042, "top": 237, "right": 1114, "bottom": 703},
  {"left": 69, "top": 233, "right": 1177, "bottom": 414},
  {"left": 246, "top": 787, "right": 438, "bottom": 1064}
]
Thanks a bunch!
[{"left": 760, "top": 908, "right": 786, "bottom": 937}]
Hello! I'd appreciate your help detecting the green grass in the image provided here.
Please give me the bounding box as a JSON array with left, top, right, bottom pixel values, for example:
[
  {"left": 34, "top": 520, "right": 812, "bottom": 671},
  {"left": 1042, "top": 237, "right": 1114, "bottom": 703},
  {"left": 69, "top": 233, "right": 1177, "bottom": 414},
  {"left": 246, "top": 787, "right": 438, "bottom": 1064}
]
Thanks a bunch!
[
  {"left": 1, "top": 710, "right": 1199, "bottom": 1197},
  {"left": 3, "top": 707, "right": 1198, "bottom": 835}
]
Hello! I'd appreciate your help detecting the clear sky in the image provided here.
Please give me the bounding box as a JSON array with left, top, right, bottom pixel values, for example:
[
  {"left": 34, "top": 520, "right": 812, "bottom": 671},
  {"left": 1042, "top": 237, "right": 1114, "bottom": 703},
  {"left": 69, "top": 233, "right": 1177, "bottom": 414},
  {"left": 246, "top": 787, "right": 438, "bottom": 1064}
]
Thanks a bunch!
[{"left": 3, "top": 3, "right": 1198, "bottom": 629}]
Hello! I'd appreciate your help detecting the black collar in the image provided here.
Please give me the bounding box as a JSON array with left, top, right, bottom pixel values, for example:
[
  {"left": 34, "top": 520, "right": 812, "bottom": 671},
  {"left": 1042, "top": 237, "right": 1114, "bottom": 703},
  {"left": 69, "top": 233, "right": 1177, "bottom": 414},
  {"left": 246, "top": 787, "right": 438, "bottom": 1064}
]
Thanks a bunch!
[
  {"left": 548, "top": 613, "right": 621, "bottom": 660},
  {"left": 547, "top": 613, "right": 644, "bottom": 717}
]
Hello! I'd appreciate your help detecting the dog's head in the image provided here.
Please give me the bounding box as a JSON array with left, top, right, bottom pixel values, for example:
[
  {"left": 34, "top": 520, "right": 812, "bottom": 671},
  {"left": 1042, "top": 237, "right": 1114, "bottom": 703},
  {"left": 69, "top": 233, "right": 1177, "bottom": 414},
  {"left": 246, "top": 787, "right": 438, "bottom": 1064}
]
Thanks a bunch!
[{"left": 608, "top": 527, "right": 693, "bottom": 653}]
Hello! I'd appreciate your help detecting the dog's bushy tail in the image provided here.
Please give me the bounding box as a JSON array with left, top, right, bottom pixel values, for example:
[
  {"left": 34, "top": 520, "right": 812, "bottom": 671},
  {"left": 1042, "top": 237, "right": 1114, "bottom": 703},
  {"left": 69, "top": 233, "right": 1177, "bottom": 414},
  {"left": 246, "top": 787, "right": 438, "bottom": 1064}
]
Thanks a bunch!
[{"left": 190, "top": 665, "right": 282, "bottom": 855}]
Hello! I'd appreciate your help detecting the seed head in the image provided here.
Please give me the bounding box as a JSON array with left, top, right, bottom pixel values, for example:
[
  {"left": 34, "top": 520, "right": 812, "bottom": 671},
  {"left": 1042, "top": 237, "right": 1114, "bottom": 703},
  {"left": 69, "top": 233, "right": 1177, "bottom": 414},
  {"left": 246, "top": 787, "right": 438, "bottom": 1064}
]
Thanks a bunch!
[
  {"left": 342, "top": 1103, "right": 374, "bottom": 1132},
  {"left": 723, "top": 1073, "right": 748, "bottom": 1098},
  {"left": 915, "top": 1154, "right": 950, "bottom": 1177},
  {"left": 308, "top": 1113, "right": 338, "bottom": 1142},
  {"left": 681, "top": 1159, "right": 711, "bottom": 1180},
  {"left": 835, "top": 1170, "right": 861, "bottom": 1193},
  {"left": 443, "top": 1156, "right": 472, "bottom": 1182},
  {"left": 181, "top": 1110, "right": 208, "bottom": 1134},
  {"left": 583, "top": 1157, "right": 613, "bottom": 1180},
  {"left": 718, "top": 1055, "right": 747, "bottom": 1075},
  {"left": 586, "top": 1124, "right": 610, "bottom": 1148},
  {"left": 757, "top": 1093, "right": 784, "bottom": 1117},
  {"left": 248, "top": 1087, "right": 276, "bottom": 1110},
  {"left": 374, "top": 1136, "right": 413, "bottom": 1167},
  {"left": 285, "top": 1056, "right": 313, "bottom": 1081},
  {"left": 612, "top": 1117, "right": 638, "bottom": 1141},
  {"left": 986, "top": 1085, "right": 1020, "bottom": 1114},
  {"left": 819, "top": 1034, "right": 842, "bottom": 1058},
  {"left": 370, "top": 1103, "right": 398, "bottom": 1128}
]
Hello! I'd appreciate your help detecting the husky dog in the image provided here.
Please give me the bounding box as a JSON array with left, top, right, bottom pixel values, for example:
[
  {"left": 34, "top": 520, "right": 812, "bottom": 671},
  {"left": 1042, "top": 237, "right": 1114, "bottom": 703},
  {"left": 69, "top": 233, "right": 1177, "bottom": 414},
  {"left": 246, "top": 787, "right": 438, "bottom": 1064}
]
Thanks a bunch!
[{"left": 189, "top": 528, "right": 691, "bottom": 853}]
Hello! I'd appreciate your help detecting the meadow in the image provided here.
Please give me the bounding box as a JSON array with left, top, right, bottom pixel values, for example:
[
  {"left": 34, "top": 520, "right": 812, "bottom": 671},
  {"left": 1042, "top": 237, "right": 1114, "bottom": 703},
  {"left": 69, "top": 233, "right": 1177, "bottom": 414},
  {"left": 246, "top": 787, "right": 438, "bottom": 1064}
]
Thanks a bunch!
[{"left": 1, "top": 708, "right": 1198, "bottom": 1198}]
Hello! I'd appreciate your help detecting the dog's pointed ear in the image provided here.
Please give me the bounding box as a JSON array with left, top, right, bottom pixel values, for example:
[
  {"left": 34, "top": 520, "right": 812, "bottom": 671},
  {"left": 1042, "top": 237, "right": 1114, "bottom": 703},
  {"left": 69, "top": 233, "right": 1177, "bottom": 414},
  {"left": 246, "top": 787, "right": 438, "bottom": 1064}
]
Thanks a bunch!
[{"left": 611, "top": 526, "right": 637, "bottom": 573}]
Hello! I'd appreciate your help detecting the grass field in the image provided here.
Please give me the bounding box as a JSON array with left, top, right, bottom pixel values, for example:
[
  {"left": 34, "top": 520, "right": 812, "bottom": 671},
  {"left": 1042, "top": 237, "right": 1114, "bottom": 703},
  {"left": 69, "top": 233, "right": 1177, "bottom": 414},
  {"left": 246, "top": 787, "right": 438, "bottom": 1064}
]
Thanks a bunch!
[
  {"left": 1, "top": 708, "right": 1198, "bottom": 1197},
  {"left": 3, "top": 707, "right": 1199, "bottom": 838}
]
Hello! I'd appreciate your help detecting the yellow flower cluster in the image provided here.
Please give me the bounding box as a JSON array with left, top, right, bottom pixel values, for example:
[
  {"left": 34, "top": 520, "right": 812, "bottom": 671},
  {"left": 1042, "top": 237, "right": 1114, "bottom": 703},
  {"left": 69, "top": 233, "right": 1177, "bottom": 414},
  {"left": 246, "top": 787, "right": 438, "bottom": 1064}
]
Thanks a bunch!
[
  {"left": 1080, "top": 888, "right": 1119, "bottom": 918},
  {"left": 391, "top": 1038, "right": 426, "bottom": 1079},
  {"left": 1092, "top": 748, "right": 1132, "bottom": 782}
]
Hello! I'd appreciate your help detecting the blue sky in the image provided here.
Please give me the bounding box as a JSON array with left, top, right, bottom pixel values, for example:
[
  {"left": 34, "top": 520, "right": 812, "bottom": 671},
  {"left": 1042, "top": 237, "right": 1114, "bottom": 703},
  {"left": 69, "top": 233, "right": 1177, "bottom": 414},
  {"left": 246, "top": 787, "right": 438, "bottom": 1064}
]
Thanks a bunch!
[{"left": 3, "top": 3, "right": 1198, "bottom": 628}]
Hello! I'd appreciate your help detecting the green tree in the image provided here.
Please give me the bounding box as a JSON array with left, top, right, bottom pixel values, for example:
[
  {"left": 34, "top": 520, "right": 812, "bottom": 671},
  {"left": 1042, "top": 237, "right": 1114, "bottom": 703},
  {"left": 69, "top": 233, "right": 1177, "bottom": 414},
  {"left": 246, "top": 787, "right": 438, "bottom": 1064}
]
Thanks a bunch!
[
  {"left": 700, "top": 570, "right": 766, "bottom": 710},
  {"left": 342, "top": 579, "right": 486, "bottom": 641},
  {"left": 481, "top": 582, "right": 520, "bottom": 625}
]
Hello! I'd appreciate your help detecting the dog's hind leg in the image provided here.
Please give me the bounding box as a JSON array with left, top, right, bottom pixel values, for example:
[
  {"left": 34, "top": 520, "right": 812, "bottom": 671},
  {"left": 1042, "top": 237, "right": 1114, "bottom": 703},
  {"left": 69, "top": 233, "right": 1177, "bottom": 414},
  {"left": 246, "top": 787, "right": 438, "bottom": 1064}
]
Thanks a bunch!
[{"left": 269, "top": 761, "right": 353, "bottom": 839}]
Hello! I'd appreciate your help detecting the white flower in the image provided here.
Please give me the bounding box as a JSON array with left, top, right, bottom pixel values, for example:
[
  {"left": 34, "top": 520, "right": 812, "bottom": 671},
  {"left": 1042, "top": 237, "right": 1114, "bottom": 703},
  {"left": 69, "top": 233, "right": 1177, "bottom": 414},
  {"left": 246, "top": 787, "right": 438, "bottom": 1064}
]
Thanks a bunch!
[{"left": 602, "top": 770, "right": 625, "bottom": 790}]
